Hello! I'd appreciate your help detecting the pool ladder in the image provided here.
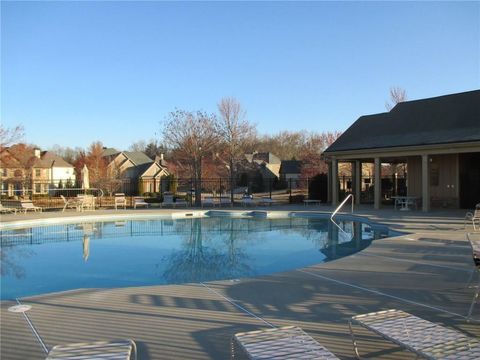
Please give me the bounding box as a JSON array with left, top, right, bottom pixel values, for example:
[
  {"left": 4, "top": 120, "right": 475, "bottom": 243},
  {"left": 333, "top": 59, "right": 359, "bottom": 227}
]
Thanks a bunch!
[
  {"left": 330, "top": 194, "right": 354, "bottom": 236},
  {"left": 331, "top": 194, "right": 354, "bottom": 220}
]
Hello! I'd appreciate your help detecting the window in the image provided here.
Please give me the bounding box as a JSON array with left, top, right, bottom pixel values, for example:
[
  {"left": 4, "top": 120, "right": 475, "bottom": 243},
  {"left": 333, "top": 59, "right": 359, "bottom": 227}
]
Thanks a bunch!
[
  {"left": 2, "top": 168, "right": 7, "bottom": 177},
  {"left": 35, "top": 169, "right": 41, "bottom": 177},
  {"left": 35, "top": 183, "right": 41, "bottom": 193}
]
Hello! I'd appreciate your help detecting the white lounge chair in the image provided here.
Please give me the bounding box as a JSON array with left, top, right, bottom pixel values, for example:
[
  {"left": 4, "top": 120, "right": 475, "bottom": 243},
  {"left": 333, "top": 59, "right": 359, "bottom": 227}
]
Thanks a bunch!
[
  {"left": 114, "top": 193, "right": 127, "bottom": 210},
  {"left": 241, "top": 196, "right": 256, "bottom": 207},
  {"left": 467, "top": 233, "right": 480, "bottom": 321},
  {"left": 349, "top": 309, "right": 480, "bottom": 359},
  {"left": 20, "top": 200, "right": 42, "bottom": 212},
  {"left": 232, "top": 326, "right": 339, "bottom": 359},
  {"left": 46, "top": 339, "right": 137, "bottom": 359},
  {"left": 202, "top": 197, "right": 216, "bottom": 207},
  {"left": 77, "top": 195, "right": 96, "bottom": 211},
  {"left": 162, "top": 193, "right": 175, "bottom": 207},
  {"left": 60, "top": 195, "right": 82, "bottom": 212},
  {"left": 219, "top": 197, "right": 232, "bottom": 207},
  {"left": 133, "top": 196, "right": 149, "bottom": 209},
  {"left": 257, "top": 197, "right": 275, "bottom": 206},
  {"left": 0, "top": 203, "right": 17, "bottom": 214},
  {"left": 465, "top": 204, "right": 480, "bottom": 230},
  {"left": 162, "top": 193, "right": 187, "bottom": 208}
]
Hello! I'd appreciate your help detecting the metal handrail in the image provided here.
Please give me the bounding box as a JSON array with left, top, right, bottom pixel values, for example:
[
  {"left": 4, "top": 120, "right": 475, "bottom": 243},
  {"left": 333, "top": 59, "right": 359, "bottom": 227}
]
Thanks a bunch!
[{"left": 331, "top": 194, "right": 354, "bottom": 220}]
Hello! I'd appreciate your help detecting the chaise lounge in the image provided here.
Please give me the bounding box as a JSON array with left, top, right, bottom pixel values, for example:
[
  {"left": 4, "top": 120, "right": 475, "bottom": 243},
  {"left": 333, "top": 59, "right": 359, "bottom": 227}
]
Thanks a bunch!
[
  {"left": 465, "top": 204, "right": 480, "bottom": 231},
  {"left": 232, "top": 326, "right": 339, "bottom": 359},
  {"left": 0, "top": 203, "right": 17, "bottom": 214},
  {"left": 349, "top": 309, "right": 480, "bottom": 359},
  {"left": 46, "top": 339, "right": 137, "bottom": 359}
]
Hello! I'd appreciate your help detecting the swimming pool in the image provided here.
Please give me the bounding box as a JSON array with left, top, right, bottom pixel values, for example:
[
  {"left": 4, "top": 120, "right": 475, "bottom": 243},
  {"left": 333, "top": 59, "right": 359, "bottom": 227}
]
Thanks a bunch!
[{"left": 0, "top": 215, "right": 391, "bottom": 300}]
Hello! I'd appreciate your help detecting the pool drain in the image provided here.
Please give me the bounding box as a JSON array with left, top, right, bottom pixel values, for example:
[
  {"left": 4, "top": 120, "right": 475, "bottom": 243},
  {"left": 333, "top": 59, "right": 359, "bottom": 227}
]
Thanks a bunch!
[{"left": 8, "top": 304, "right": 32, "bottom": 313}]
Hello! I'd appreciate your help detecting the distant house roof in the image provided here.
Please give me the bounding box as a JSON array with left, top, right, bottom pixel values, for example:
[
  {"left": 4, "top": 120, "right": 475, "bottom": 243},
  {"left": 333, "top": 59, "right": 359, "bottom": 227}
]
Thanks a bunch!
[
  {"left": 36, "top": 152, "right": 74, "bottom": 168},
  {"left": 280, "top": 160, "right": 302, "bottom": 174},
  {"left": 324, "top": 90, "right": 480, "bottom": 153},
  {"left": 102, "top": 147, "right": 120, "bottom": 157},
  {"left": 246, "top": 152, "right": 281, "bottom": 164},
  {"left": 123, "top": 151, "right": 153, "bottom": 166},
  {"left": 0, "top": 146, "right": 73, "bottom": 168}
]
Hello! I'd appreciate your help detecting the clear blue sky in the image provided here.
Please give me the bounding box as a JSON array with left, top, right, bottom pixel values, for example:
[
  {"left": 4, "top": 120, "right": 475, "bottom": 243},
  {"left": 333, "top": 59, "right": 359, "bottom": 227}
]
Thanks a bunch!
[{"left": 2, "top": 1, "right": 479, "bottom": 150}]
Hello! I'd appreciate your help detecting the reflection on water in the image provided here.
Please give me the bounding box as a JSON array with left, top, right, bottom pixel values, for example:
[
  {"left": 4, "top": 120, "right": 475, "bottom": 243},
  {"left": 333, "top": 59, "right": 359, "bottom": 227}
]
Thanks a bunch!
[
  {"left": 163, "top": 218, "right": 254, "bottom": 283},
  {"left": 0, "top": 217, "right": 390, "bottom": 299}
]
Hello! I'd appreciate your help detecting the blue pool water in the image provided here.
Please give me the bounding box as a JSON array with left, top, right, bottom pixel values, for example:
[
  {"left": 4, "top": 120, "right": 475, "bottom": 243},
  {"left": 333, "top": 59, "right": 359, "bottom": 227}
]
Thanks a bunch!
[{"left": 0, "top": 216, "right": 390, "bottom": 300}]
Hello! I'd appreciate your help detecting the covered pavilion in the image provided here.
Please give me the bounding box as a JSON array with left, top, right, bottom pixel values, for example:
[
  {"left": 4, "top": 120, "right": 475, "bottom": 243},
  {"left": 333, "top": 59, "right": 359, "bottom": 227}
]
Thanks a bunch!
[{"left": 323, "top": 90, "right": 480, "bottom": 211}]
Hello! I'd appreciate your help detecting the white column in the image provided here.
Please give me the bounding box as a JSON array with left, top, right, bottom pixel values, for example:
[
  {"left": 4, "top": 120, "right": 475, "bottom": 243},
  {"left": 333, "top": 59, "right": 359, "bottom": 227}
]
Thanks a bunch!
[
  {"left": 422, "top": 154, "right": 430, "bottom": 212},
  {"left": 354, "top": 160, "right": 361, "bottom": 205},
  {"left": 327, "top": 162, "right": 332, "bottom": 203},
  {"left": 374, "top": 157, "right": 381, "bottom": 210},
  {"left": 332, "top": 159, "right": 338, "bottom": 205}
]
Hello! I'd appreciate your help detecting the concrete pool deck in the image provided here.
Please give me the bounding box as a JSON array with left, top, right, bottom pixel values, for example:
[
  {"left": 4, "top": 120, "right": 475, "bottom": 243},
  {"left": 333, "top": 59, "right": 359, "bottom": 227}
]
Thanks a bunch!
[{"left": 1, "top": 205, "right": 479, "bottom": 359}]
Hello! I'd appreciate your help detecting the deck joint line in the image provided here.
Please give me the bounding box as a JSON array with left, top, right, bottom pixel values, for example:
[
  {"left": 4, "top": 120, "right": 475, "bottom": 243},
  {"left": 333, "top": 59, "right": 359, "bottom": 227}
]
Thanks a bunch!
[
  {"left": 15, "top": 298, "right": 49, "bottom": 354},
  {"left": 360, "top": 252, "right": 472, "bottom": 273},
  {"left": 200, "top": 282, "right": 276, "bottom": 328},
  {"left": 298, "top": 269, "right": 469, "bottom": 320}
]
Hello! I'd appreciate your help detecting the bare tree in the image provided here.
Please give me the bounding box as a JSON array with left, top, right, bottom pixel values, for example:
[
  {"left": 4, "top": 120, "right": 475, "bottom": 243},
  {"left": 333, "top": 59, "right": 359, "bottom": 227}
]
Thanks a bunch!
[
  {"left": 49, "top": 144, "right": 82, "bottom": 164},
  {"left": 217, "top": 97, "right": 256, "bottom": 202},
  {"left": 162, "top": 109, "right": 220, "bottom": 206},
  {"left": 129, "top": 140, "right": 147, "bottom": 152},
  {"left": 0, "top": 125, "right": 24, "bottom": 151},
  {"left": 74, "top": 141, "right": 121, "bottom": 194},
  {"left": 385, "top": 87, "right": 407, "bottom": 111},
  {"left": 299, "top": 131, "right": 342, "bottom": 178}
]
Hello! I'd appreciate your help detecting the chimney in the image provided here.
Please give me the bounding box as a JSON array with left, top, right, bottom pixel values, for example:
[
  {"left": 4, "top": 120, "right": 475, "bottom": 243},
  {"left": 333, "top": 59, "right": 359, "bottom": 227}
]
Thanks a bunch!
[
  {"left": 160, "top": 153, "right": 164, "bottom": 161},
  {"left": 34, "top": 149, "right": 41, "bottom": 158}
]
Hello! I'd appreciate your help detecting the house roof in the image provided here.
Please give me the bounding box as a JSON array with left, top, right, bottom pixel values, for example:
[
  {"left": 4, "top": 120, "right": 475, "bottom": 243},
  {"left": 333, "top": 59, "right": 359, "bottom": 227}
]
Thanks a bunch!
[
  {"left": 246, "top": 152, "right": 281, "bottom": 164},
  {"left": 0, "top": 146, "right": 73, "bottom": 168},
  {"left": 324, "top": 90, "right": 480, "bottom": 153},
  {"left": 280, "top": 160, "right": 302, "bottom": 174},
  {"left": 123, "top": 151, "right": 153, "bottom": 166},
  {"left": 37, "top": 152, "right": 74, "bottom": 168},
  {"left": 138, "top": 161, "right": 169, "bottom": 178},
  {"left": 102, "top": 147, "right": 120, "bottom": 157}
]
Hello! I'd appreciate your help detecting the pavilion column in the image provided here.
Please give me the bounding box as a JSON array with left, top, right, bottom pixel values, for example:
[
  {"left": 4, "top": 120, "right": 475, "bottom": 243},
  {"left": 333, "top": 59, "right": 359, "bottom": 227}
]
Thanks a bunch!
[
  {"left": 421, "top": 154, "right": 431, "bottom": 212},
  {"left": 327, "top": 162, "right": 332, "bottom": 203},
  {"left": 354, "top": 160, "right": 361, "bottom": 205},
  {"left": 331, "top": 159, "right": 338, "bottom": 206},
  {"left": 374, "top": 157, "right": 381, "bottom": 209}
]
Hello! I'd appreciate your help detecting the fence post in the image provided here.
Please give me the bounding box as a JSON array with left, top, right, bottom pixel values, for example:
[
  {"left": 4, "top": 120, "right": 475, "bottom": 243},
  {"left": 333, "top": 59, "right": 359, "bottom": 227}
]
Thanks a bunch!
[
  {"left": 289, "top": 179, "right": 292, "bottom": 203},
  {"left": 269, "top": 178, "right": 272, "bottom": 199},
  {"left": 306, "top": 177, "right": 309, "bottom": 200}
]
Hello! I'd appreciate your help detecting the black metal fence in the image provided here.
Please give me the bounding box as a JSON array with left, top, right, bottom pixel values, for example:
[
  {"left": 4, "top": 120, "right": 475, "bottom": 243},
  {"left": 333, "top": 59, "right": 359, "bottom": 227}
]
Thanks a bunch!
[{"left": 0, "top": 173, "right": 408, "bottom": 208}]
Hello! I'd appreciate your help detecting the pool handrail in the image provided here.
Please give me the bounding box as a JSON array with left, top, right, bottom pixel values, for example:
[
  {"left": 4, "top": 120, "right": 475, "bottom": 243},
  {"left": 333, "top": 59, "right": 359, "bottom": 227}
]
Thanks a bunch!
[{"left": 331, "top": 194, "right": 354, "bottom": 220}]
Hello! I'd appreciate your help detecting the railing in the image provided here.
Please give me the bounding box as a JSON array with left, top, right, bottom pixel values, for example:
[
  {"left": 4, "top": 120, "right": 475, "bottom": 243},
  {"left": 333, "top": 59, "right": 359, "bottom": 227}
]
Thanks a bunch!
[{"left": 331, "top": 194, "right": 354, "bottom": 220}]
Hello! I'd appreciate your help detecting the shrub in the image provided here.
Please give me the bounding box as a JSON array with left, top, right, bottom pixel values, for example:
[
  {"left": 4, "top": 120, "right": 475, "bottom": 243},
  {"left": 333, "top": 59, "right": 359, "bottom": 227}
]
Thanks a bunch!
[{"left": 308, "top": 173, "right": 328, "bottom": 202}]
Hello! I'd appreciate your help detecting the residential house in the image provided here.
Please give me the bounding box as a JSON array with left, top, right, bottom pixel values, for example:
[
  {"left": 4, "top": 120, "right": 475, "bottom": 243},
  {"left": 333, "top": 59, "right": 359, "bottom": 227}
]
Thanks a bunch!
[
  {"left": 245, "top": 152, "right": 281, "bottom": 179},
  {"left": 0, "top": 145, "right": 75, "bottom": 196},
  {"left": 236, "top": 152, "right": 282, "bottom": 192},
  {"left": 323, "top": 90, "right": 480, "bottom": 211},
  {"left": 105, "top": 150, "right": 169, "bottom": 194},
  {"left": 138, "top": 155, "right": 170, "bottom": 194},
  {"left": 279, "top": 160, "right": 302, "bottom": 188}
]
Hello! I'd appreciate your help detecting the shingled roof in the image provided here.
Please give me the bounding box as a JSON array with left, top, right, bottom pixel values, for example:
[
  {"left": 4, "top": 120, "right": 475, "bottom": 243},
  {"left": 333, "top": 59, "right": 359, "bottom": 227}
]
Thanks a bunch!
[
  {"left": 123, "top": 151, "right": 153, "bottom": 166},
  {"left": 280, "top": 160, "right": 302, "bottom": 174},
  {"left": 324, "top": 90, "right": 480, "bottom": 153}
]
